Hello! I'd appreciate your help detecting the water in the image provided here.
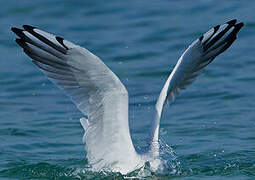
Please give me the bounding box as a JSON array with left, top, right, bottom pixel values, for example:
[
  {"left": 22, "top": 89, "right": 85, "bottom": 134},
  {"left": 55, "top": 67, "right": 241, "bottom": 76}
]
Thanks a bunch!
[{"left": 1, "top": 0, "right": 255, "bottom": 179}]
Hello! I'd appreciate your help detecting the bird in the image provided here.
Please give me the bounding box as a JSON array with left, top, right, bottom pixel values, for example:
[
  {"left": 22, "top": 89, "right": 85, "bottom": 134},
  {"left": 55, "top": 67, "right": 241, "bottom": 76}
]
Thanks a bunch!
[{"left": 11, "top": 19, "right": 243, "bottom": 174}]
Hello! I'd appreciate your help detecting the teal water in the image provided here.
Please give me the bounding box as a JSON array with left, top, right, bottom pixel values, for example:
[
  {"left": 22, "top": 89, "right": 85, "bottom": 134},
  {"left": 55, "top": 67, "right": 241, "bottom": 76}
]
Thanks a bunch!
[{"left": 1, "top": 0, "right": 255, "bottom": 179}]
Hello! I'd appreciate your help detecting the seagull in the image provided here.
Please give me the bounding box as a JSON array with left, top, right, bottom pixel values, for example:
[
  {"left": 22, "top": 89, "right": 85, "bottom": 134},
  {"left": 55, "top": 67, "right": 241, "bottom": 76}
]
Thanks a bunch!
[{"left": 11, "top": 19, "right": 243, "bottom": 174}]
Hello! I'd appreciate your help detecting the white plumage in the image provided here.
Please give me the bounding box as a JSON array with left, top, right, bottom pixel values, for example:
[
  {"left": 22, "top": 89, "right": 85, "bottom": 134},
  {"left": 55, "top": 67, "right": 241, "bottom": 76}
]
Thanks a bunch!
[{"left": 12, "top": 19, "right": 243, "bottom": 174}]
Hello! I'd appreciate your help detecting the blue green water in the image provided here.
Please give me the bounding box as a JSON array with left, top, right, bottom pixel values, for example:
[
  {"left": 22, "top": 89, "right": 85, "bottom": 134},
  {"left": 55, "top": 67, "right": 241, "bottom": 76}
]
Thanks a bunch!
[{"left": 1, "top": 0, "right": 255, "bottom": 179}]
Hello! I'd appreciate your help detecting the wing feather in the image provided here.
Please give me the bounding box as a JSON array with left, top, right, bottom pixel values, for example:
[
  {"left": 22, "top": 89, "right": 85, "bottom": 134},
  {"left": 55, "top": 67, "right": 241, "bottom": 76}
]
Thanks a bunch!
[
  {"left": 12, "top": 26, "right": 140, "bottom": 173},
  {"left": 150, "top": 19, "right": 244, "bottom": 145}
]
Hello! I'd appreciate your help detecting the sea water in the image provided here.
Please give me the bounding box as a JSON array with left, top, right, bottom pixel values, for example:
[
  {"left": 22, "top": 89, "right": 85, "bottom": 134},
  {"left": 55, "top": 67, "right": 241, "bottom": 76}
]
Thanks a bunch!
[{"left": 1, "top": 0, "right": 255, "bottom": 179}]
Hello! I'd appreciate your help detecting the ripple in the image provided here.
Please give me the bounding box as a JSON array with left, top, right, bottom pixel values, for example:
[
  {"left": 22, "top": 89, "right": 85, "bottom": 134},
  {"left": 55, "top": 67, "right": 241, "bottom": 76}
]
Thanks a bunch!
[{"left": 1, "top": 0, "right": 255, "bottom": 179}]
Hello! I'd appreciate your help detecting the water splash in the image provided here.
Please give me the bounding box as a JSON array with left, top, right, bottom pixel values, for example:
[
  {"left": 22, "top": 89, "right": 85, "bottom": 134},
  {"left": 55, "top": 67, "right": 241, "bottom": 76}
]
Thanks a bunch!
[{"left": 157, "top": 139, "right": 181, "bottom": 175}]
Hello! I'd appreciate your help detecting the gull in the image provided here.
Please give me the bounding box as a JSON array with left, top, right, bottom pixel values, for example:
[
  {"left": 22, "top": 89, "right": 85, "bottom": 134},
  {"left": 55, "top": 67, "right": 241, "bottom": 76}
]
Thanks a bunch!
[{"left": 11, "top": 19, "right": 243, "bottom": 174}]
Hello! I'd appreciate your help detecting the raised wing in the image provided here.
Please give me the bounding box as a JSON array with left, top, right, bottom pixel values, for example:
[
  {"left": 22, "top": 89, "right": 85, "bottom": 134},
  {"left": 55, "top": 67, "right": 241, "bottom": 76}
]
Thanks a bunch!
[
  {"left": 150, "top": 19, "right": 244, "bottom": 144},
  {"left": 11, "top": 26, "right": 140, "bottom": 173}
]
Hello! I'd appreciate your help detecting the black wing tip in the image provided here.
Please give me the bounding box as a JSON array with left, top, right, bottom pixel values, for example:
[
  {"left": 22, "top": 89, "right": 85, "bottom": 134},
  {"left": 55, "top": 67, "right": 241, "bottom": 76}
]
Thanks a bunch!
[
  {"left": 202, "top": 19, "right": 244, "bottom": 52},
  {"left": 11, "top": 27, "right": 24, "bottom": 35},
  {"left": 11, "top": 27, "right": 21, "bottom": 32},
  {"left": 214, "top": 25, "right": 220, "bottom": 30},
  {"left": 11, "top": 27, "right": 26, "bottom": 39},
  {"left": 235, "top": 22, "right": 244, "bottom": 29},
  {"left": 56, "top": 36, "right": 68, "bottom": 50},
  {"left": 23, "top": 25, "right": 36, "bottom": 31},
  {"left": 227, "top": 19, "right": 237, "bottom": 25},
  {"left": 202, "top": 25, "right": 220, "bottom": 44},
  {"left": 199, "top": 35, "right": 204, "bottom": 41},
  {"left": 15, "top": 38, "right": 27, "bottom": 48},
  {"left": 213, "top": 25, "right": 220, "bottom": 33},
  {"left": 229, "top": 22, "right": 244, "bottom": 36}
]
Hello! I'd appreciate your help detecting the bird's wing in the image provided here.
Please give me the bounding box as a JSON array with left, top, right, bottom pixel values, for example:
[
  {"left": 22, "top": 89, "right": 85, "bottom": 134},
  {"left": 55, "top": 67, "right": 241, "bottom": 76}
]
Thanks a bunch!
[
  {"left": 11, "top": 26, "right": 139, "bottom": 172},
  {"left": 150, "top": 19, "right": 244, "bottom": 143}
]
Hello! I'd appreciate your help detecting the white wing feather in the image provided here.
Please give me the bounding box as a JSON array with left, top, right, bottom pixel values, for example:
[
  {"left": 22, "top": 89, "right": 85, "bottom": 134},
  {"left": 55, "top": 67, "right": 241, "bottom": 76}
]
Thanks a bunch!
[
  {"left": 12, "top": 26, "right": 140, "bottom": 173},
  {"left": 12, "top": 20, "right": 243, "bottom": 174},
  {"left": 150, "top": 20, "right": 243, "bottom": 146}
]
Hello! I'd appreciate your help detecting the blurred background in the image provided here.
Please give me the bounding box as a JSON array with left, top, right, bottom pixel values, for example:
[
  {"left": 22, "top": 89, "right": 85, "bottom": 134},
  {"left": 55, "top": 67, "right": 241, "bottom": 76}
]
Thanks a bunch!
[{"left": 0, "top": 0, "right": 254, "bottom": 179}]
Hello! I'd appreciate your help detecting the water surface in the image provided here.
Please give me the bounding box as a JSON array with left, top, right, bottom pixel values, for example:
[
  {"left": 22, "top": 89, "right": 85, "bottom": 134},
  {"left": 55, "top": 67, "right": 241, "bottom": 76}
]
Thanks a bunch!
[{"left": 1, "top": 0, "right": 255, "bottom": 179}]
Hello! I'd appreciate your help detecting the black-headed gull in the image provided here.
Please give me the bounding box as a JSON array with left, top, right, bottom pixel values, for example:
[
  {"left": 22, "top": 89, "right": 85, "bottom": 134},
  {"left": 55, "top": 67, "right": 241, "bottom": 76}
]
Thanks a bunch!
[{"left": 11, "top": 19, "right": 243, "bottom": 174}]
